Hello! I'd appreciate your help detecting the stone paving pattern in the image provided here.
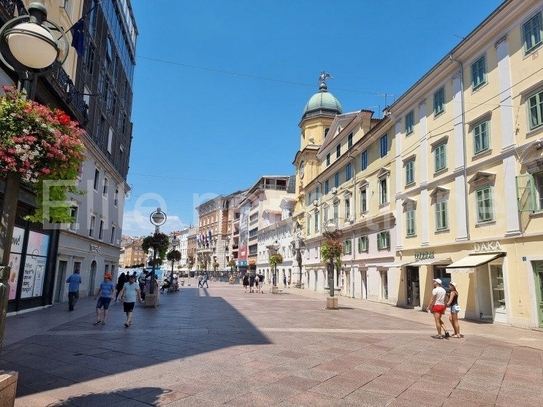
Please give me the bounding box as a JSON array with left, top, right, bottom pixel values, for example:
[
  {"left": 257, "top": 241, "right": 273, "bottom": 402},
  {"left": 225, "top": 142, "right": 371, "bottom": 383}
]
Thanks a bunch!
[{"left": 1, "top": 281, "right": 542, "bottom": 406}]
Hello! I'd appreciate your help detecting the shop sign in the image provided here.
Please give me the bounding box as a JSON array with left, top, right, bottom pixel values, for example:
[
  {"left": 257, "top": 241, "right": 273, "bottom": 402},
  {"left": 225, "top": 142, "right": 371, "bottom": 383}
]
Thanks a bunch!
[
  {"left": 415, "top": 251, "right": 434, "bottom": 261},
  {"left": 473, "top": 241, "right": 501, "bottom": 252}
]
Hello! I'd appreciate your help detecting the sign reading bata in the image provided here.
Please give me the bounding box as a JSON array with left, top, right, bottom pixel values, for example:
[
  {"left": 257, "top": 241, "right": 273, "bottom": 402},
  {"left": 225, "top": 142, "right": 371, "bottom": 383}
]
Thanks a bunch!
[{"left": 474, "top": 241, "right": 501, "bottom": 252}]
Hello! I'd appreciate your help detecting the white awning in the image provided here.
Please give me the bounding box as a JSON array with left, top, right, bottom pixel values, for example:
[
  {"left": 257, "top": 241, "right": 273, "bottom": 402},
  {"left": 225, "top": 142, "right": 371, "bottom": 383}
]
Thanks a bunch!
[
  {"left": 378, "top": 260, "right": 412, "bottom": 268},
  {"left": 410, "top": 258, "right": 451, "bottom": 266},
  {"left": 446, "top": 253, "right": 505, "bottom": 273}
]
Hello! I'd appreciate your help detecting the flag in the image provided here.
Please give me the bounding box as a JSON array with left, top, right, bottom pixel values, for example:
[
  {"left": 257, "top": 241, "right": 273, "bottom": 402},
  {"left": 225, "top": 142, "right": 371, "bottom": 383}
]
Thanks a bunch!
[{"left": 70, "top": 19, "right": 85, "bottom": 57}]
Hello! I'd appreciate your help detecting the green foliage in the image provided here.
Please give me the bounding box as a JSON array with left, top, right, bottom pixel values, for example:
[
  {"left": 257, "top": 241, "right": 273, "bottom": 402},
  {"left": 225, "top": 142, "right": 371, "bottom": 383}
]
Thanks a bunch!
[
  {"left": 166, "top": 249, "right": 181, "bottom": 262},
  {"left": 269, "top": 253, "right": 283, "bottom": 267},
  {"left": 142, "top": 232, "right": 170, "bottom": 260},
  {"left": 321, "top": 239, "right": 343, "bottom": 262}
]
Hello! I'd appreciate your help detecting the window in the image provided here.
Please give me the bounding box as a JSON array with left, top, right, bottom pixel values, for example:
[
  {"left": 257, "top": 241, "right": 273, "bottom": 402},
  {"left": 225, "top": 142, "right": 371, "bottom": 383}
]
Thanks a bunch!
[
  {"left": 69, "top": 206, "right": 78, "bottom": 231},
  {"left": 347, "top": 133, "right": 353, "bottom": 149},
  {"left": 523, "top": 12, "right": 542, "bottom": 53},
  {"left": 345, "top": 163, "right": 352, "bottom": 181},
  {"left": 344, "top": 239, "right": 352, "bottom": 255},
  {"left": 93, "top": 168, "right": 100, "bottom": 191},
  {"left": 308, "top": 192, "right": 313, "bottom": 206},
  {"left": 471, "top": 56, "right": 486, "bottom": 89},
  {"left": 89, "top": 215, "right": 96, "bottom": 237},
  {"left": 333, "top": 202, "right": 339, "bottom": 220},
  {"left": 434, "top": 87, "right": 445, "bottom": 115},
  {"left": 334, "top": 172, "right": 340, "bottom": 188},
  {"left": 360, "top": 188, "right": 368, "bottom": 212},
  {"left": 406, "top": 208, "right": 416, "bottom": 237},
  {"left": 528, "top": 89, "right": 543, "bottom": 130},
  {"left": 380, "top": 134, "right": 388, "bottom": 157},
  {"left": 380, "top": 270, "right": 388, "bottom": 300},
  {"left": 358, "top": 236, "right": 368, "bottom": 253},
  {"left": 306, "top": 216, "right": 311, "bottom": 235},
  {"left": 98, "top": 220, "right": 104, "bottom": 240},
  {"left": 336, "top": 144, "right": 341, "bottom": 159},
  {"left": 345, "top": 198, "right": 351, "bottom": 219},
  {"left": 323, "top": 206, "right": 329, "bottom": 223},
  {"left": 434, "top": 143, "right": 447, "bottom": 172},
  {"left": 103, "top": 177, "right": 109, "bottom": 197},
  {"left": 473, "top": 120, "right": 490, "bottom": 154},
  {"left": 379, "top": 177, "right": 388, "bottom": 205},
  {"left": 107, "top": 128, "right": 113, "bottom": 153},
  {"left": 405, "top": 111, "right": 414, "bottom": 135},
  {"left": 314, "top": 211, "right": 319, "bottom": 233},
  {"left": 111, "top": 226, "right": 116, "bottom": 244},
  {"left": 516, "top": 171, "right": 543, "bottom": 212},
  {"left": 326, "top": 153, "right": 331, "bottom": 166},
  {"left": 361, "top": 150, "right": 368, "bottom": 170},
  {"left": 324, "top": 180, "right": 330, "bottom": 194},
  {"left": 476, "top": 186, "right": 494, "bottom": 223},
  {"left": 405, "top": 159, "right": 415, "bottom": 185},
  {"left": 114, "top": 188, "right": 119, "bottom": 207},
  {"left": 435, "top": 199, "right": 449, "bottom": 231},
  {"left": 377, "top": 231, "right": 390, "bottom": 250}
]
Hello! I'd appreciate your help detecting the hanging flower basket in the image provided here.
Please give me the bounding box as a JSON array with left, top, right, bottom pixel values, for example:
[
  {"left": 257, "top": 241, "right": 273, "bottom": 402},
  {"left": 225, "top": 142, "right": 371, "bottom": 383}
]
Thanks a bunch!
[
  {"left": 321, "top": 239, "right": 343, "bottom": 262},
  {"left": 0, "top": 86, "right": 86, "bottom": 223},
  {"left": 269, "top": 253, "right": 283, "bottom": 267}
]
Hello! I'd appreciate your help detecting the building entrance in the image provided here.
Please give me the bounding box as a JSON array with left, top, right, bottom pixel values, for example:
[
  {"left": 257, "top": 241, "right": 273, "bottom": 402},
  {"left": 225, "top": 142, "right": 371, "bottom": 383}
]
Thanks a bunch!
[
  {"left": 490, "top": 265, "right": 506, "bottom": 323},
  {"left": 533, "top": 261, "right": 543, "bottom": 328},
  {"left": 405, "top": 266, "right": 420, "bottom": 307}
]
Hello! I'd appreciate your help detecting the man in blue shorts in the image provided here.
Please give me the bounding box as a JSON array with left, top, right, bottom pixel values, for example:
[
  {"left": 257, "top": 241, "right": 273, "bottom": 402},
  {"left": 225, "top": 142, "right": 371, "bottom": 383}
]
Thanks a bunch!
[{"left": 93, "top": 273, "right": 114, "bottom": 325}]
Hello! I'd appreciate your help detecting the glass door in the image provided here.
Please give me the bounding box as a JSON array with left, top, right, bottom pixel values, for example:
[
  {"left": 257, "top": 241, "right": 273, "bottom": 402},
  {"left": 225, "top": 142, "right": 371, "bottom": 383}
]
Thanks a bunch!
[
  {"left": 406, "top": 266, "right": 420, "bottom": 307},
  {"left": 533, "top": 261, "right": 543, "bottom": 328},
  {"left": 490, "top": 265, "right": 506, "bottom": 323}
]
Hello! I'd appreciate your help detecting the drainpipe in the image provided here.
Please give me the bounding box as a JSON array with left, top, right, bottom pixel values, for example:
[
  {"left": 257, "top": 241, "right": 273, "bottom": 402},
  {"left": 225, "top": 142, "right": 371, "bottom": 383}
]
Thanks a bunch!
[{"left": 449, "top": 54, "right": 470, "bottom": 241}]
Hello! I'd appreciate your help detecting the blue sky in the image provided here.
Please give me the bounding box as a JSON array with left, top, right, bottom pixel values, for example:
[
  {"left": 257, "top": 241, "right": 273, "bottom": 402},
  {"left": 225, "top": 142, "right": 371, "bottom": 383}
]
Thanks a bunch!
[{"left": 122, "top": 0, "right": 503, "bottom": 237}]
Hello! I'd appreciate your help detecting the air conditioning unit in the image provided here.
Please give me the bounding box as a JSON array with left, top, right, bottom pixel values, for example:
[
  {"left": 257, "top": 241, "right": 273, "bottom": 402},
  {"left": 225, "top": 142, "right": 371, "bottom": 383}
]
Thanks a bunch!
[{"left": 331, "top": 187, "right": 337, "bottom": 194}]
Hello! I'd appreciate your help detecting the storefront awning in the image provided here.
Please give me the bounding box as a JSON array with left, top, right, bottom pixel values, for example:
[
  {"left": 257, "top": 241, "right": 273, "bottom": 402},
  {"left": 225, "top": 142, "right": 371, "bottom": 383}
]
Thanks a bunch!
[
  {"left": 378, "top": 260, "right": 412, "bottom": 268},
  {"left": 446, "top": 253, "right": 505, "bottom": 273},
  {"left": 410, "top": 258, "right": 451, "bottom": 266}
]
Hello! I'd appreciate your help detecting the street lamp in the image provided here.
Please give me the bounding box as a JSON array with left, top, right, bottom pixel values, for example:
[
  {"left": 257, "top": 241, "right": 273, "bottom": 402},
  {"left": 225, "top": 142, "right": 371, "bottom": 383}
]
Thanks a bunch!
[
  {"left": 148, "top": 208, "right": 166, "bottom": 294},
  {"left": 170, "top": 234, "right": 180, "bottom": 283},
  {"left": 0, "top": 3, "right": 70, "bottom": 355}
]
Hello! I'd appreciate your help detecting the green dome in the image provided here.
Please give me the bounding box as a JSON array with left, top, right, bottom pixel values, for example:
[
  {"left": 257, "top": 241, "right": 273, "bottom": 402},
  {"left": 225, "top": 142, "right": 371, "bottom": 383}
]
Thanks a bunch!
[{"left": 302, "top": 78, "right": 342, "bottom": 119}]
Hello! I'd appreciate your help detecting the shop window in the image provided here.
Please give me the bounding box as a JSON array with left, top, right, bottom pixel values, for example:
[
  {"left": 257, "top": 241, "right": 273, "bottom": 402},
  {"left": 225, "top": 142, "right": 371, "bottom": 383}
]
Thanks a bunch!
[{"left": 358, "top": 236, "right": 368, "bottom": 253}]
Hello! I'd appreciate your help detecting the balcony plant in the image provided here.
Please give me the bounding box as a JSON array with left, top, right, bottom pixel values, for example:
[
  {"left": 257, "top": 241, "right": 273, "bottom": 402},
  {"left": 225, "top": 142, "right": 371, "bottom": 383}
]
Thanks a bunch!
[{"left": 0, "top": 86, "right": 86, "bottom": 223}]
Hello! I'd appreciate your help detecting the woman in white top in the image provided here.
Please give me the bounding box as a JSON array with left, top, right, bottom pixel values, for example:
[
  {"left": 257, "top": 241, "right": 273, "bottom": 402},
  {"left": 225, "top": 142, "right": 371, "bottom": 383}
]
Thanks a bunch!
[{"left": 426, "top": 278, "right": 449, "bottom": 339}]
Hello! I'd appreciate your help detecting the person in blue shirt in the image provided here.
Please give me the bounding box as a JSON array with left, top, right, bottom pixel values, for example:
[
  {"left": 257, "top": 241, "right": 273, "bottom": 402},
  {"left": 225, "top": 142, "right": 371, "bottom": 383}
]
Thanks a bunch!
[
  {"left": 201, "top": 271, "right": 209, "bottom": 288},
  {"left": 119, "top": 274, "right": 142, "bottom": 327},
  {"left": 93, "top": 273, "right": 114, "bottom": 325},
  {"left": 66, "top": 269, "right": 82, "bottom": 311}
]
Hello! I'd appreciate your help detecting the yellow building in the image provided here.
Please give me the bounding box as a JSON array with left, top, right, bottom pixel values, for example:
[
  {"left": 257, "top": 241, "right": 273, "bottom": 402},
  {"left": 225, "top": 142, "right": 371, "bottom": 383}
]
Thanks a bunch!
[{"left": 295, "top": 0, "right": 543, "bottom": 329}]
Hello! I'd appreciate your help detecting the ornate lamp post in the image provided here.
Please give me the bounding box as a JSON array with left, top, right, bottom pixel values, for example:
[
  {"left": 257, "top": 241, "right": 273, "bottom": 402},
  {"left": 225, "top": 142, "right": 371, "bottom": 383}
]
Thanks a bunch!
[
  {"left": 148, "top": 208, "right": 167, "bottom": 295},
  {"left": 322, "top": 221, "right": 342, "bottom": 309},
  {"left": 0, "top": 2, "right": 70, "bottom": 352}
]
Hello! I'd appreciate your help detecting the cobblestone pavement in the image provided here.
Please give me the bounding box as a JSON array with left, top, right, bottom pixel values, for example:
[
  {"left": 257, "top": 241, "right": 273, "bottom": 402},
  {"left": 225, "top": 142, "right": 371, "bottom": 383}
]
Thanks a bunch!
[{"left": 1, "top": 280, "right": 542, "bottom": 406}]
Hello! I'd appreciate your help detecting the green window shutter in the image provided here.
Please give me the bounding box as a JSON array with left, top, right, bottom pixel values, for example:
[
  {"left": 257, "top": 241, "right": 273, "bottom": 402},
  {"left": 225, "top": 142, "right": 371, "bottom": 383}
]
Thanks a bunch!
[{"left": 516, "top": 174, "right": 536, "bottom": 212}]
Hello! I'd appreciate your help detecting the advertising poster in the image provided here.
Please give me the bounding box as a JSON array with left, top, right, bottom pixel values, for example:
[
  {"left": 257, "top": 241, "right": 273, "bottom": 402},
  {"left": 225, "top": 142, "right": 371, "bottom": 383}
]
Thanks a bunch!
[
  {"left": 20, "top": 231, "right": 50, "bottom": 299},
  {"left": 8, "top": 227, "right": 25, "bottom": 300}
]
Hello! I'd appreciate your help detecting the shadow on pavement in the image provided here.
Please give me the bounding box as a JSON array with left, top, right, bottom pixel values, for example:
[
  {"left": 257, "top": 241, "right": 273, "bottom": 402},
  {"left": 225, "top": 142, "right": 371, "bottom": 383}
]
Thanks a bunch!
[
  {"left": 46, "top": 386, "right": 166, "bottom": 406},
  {"left": 1, "top": 286, "right": 270, "bottom": 398}
]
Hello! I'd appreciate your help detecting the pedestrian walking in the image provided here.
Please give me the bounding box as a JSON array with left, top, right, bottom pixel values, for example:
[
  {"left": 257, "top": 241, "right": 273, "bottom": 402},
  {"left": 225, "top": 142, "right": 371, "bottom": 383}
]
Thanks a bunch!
[
  {"left": 202, "top": 271, "right": 209, "bottom": 288},
  {"left": 93, "top": 273, "right": 115, "bottom": 325},
  {"left": 426, "top": 278, "right": 449, "bottom": 339},
  {"left": 283, "top": 275, "right": 287, "bottom": 288},
  {"left": 447, "top": 281, "right": 463, "bottom": 338},
  {"left": 249, "top": 273, "right": 255, "bottom": 293},
  {"left": 138, "top": 270, "right": 147, "bottom": 300},
  {"left": 258, "top": 273, "right": 265, "bottom": 293},
  {"left": 288, "top": 276, "right": 291, "bottom": 288},
  {"left": 254, "top": 274, "right": 259, "bottom": 293},
  {"left": 115, "top": 272, "right": 127, "bottom": 301},
  {"left": 242, "top": 273, "right": 249, "bottom": 292},
  {"left": 119, "top": 274, "right": 142, "bottom": 327},
  {"left": 65, "top": 269, "right": 82, "bottom": 311}
]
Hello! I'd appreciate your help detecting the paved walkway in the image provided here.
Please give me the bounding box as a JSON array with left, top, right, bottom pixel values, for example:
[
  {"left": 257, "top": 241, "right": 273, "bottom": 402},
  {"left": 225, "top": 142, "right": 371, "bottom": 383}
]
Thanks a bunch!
[{"left": 1, "top": 281, "right": 542, "bottom": 406}]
